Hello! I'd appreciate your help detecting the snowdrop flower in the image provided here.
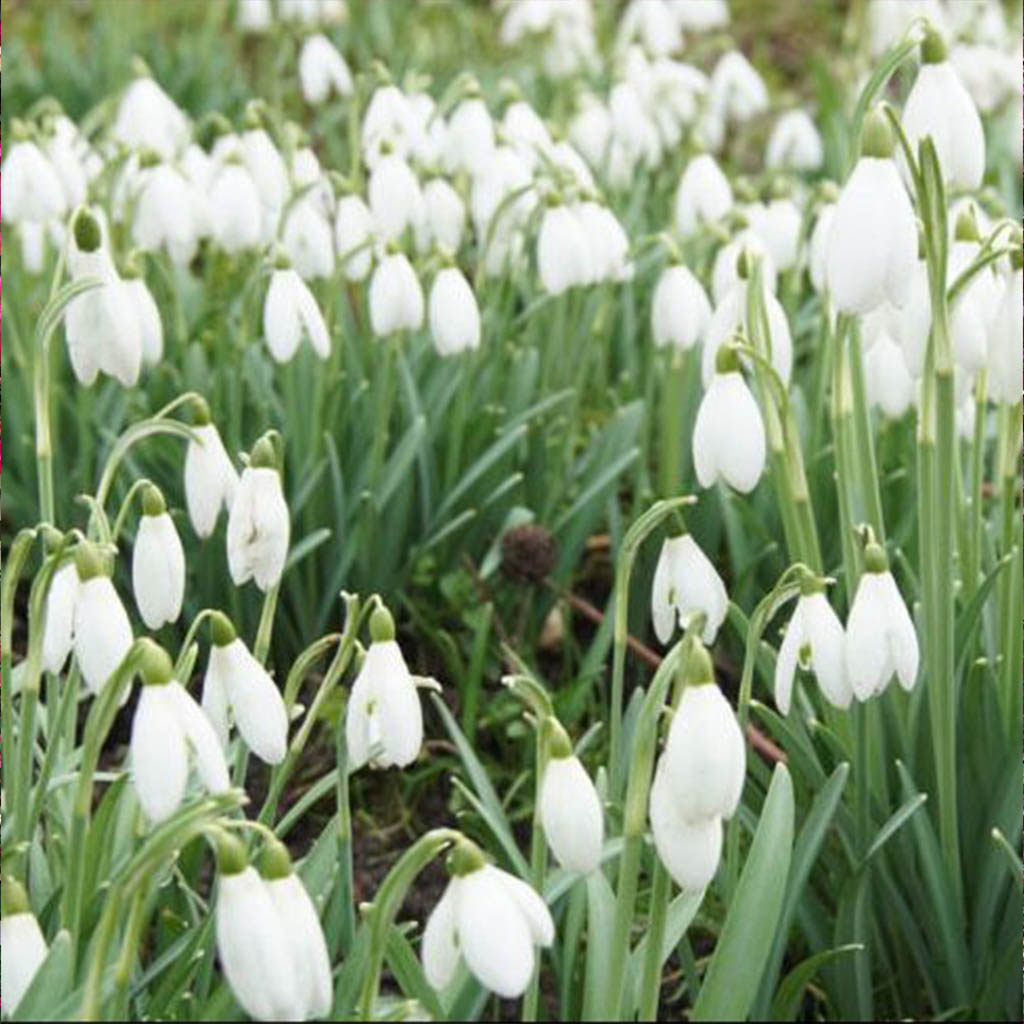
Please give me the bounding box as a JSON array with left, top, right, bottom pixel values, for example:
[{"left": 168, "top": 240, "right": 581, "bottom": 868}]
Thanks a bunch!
[
  {"left": 263, "top": 263, "right": 330, "bottom": 364},
  {"left": 445, "top": 94, "right": 496, "bottom": 176},
  {"left": 618, "top": 0, "right": 682, "bottom": 58},
  {"left": 470, "top": 144, "right": 534, "bottom": 243},
  {"left": 42, "top": 561, "right": 79, "bottom": 675},
  {"left": 346, "top": 607, "right": 423, "bottom": 770},
  {"left": 867, "top": 0, "right": 945, "bottom": 58},
  {"left": 113, "top": 75, "right": 190, "bottom": 160},
  {"left": 278, "top": 0, "right": 321, "bottom": 23},
  {"left": 845, "top": 542, "right": 919, "bottom": 700},
  {"left": 711, "top": 232, "right": 778, "bottom": 303},
  {"left": 863, "top": 315, "right": 916, "bottom": 418},
  {"left": 947, "top": 232, "right": 1000, "bottom": 375},
  {"left": 949, "top": 43, "right": 1018, "bottom": 114},
  {"left": 538, "top": 722, "right": 604, "bottom": 874},
  {"left": 73, "top": 545, "right": 134, "bottom": 698},
  {"left": 1, "top": 880, "right": 48, "bottom": 1016},
  {"left": 537, "top": 203, "right": 591, "bottom": 295},
  {"left": 569, "top": 96, "right": 612, "bottom": 171},
  {"left": 335, "top": 194, "right": 375, "bottom": 281},
  {"left": 693, "top": 351, "right": 767, "bottom": 494},
  {"left": 651, "top": 535, "right": 728, "bottom": 646},
  {"left": 422, "top": 845, "right": 554, "bottom": 999},
  {"left": 745, "top": 197, "right": 802, "bottom": 272},
  {"left": 236, "top": 0, "right": 273, "bottom": 32},
  {"left": 131, "top": 648, "right": 230, "bottom": 823},
  {"left": 289, "top": 146, "right": 334, "bottom": 219},
  {"left": 674, "top": 153, "right": 732, "bottom": 236},
  {"left": 774, "top": 584, "right": 851, "bottom": 714},
  {"left": 826, "top": 108, "right": 917, "bottom": 315},
  {"left": 672, "top": 0, "right": 729, "bottom": 31},
  {"left": 184, "top": 405, "right": 239, "bottom": 539},
  {"left": 44, "top": 116, "right": 91, "bottom": 209},
  {"left": 575, "top": 201, "right": 633, "bottom": 283},
  {"left": 65, "top": 209, "right": 143, "bottom": 388},
  {"left": 808, "top": 201, "right": 836, "bottom": 295},
  {"left": 240, "top": 126, "right": 289, "bottom": 238},
  {"left": 202, "top": 613, "right": 289, "bottom": 765},
  {"left": 209, "top": 161, "right": 263, "bottom": 253},
  {"left": 132, "top": 163, "right": 201, "bottom": 266},
  {"left": 369, "top": 252, "right": 424, "bottom": 336},
  {"left": 298, "top": 33, "right": 352, "bottom": 105},
  {"left": 2, "top": 138, "right": 67, "bottom": 225},
  {"left": 901, "top": 28, "right": 985, "bottom": 192},
  {"left": 429, "top": 267, "right": 481, "bottom": 356},
  {"left": 766, "top": 109, "right": 824, "bottom": 171},
  {"left": 362, "top": 85, "right": 414, "bottom": 167},
  {"left": 650, "top": 760, "right": 723, "bottom": 892},
  {"left": 500, "top": 99, "right": 553, "bottom": 167},
  {"left": 281, "top": 200, "right": 336, "bottom": 281},
  {"left": 227, "top": 439, "right": 290, "bottom": 592},
  {"left": 987, "top": 259, "right": 1023, "bottom": 405},
  {"left": 708, "top": 51, "right": 768, "bottom": 126},
  {"left": 124, "top": 273, "right": 165, "bottom": 366},
  {"left": 417, "top": 178, "right": 466, "bottom": 254},
  {"left": 651, "top": 264, "right": 711, "bottom": 351},
  {"left": 132, "top": 485, "right": 186, "bottom": 630},
  {"left": 368, "top": 153, "right": 424, "bottom": 243}
]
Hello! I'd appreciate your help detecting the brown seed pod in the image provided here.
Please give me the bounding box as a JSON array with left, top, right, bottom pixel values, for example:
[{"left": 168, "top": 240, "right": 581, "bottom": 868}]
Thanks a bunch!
[{"left": 500, "top": 524, "right": 558, "bottom": 583}]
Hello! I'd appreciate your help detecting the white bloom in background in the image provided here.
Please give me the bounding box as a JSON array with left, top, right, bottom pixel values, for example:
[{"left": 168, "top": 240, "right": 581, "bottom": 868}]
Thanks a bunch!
[
  {"left": 845, "top": 546, "right": 919, "bottom": 700},
  {"left": 44, "top": 118, "right": 90, "bottom": 210},
  {"left": 73, "top": 561, "right": 134, "bottom": 698},
  {"left": 708, "top": 50, "right": 768, "bottom": 126},
  {"left": 901, "top": 36, "right": 985, "bottom": 191},
  {"left": 774, "top": 589, "right": 850, "bottom": 714},
  {"left": 131, "top": 677, "right": 230, "bottom": 822},
  {"left": 209, "top": 162, "right": 263, "bottom": 253},
  {"left": 185, "top": 419, "right": 239, "bottom": 539},
  {"left": 428, "top": 267, "right": 481, "bottom": 356},
  {"left": 422, "top": 861, "right": 554, "bottom": 998},
  {"left": 369, "top": 252, "right": 424, "bottom": 335},
  {"left": 346, "top": 615, "right": 423, "bottom": 769},
  {"left": 651, "top": 264, "right": 711, "bottom": 350},
  {"left": 227, "top": 450, "right": 290, "bottom": 592},
  {"left": 1, "top": 140, "right": 67, "bottom": 225},
  {"left": 203, "top": 616, "right": 288, "bottom": 765},
  {"left": 537, "top": 204, "right": 591, "bottom": 295},
  {"left": 674, "top": 153, "right": 732, "bottom": 235},
  {"left": 470, "top": 144, "right": 534, "bottom": 239},
  {"left": 417, "top": 178, "right": 466, "bottom": 255},
  {"left": 745, "top": 198, "right": 802, "bottom": 272},
  {"left": 672, "top": 0, "right": 729, "bottom": 31},
  {"left": 282, "top": 200, "right": 336, "bottom": 281},
  {"left": 132, "top": 488, "right": 186, "bottom": 630},
  {"left": 278, "top": 0, "right": 321, "bottom": 23},
  {"left": 335, "top": 194, "right": 375, "bottom": 281},
  {"left": 987, "top": 265, "right": 1023, "bottom": 405},
  {"left": 693, "top": 368, "right": 767, "bottom": 494},
  {"left": 651, "top": 535, "right": 728, "bottom": 646},
  {"left": 263, "top": 266, "right": 330, "bottom": 364},
  {"left": 445, "top": 95, "right": 496, "bottom": 176},
  {"left": 113, "top": 76, "right": 190, "bottom": 159},
  {"left": 132, "top": 163, "right": 200, "bottom": 266},
  {"left": 42, "top": 562, "right": 79, "bottom": 675},
  {"left": 766, "top": 109, "right": 824, "bottom": 171},
  {"left": 711, "top": 232, "right": 778, "bottom": 303},
  {"left": 241, "top": 128, "right": 289, "bottom": 239},
  {"left": 368, "top": 153, "right": 424, "bottom": 243},
  {"left": 808, "top": 202, "right": 835, "bottom": 295},
  {"left": 362, "top": 84, "right": 414, "bottom": 167},
  {"left": 19, "top": 222, "right": 47, "bottom": 274},
  {"left": 1, "top": 890, "right": 48, "bottom": 1016},
  {"left": 863, "top": 317, "right": 916, "bottom": 418},
  {"left": 650, "top": 760, "right": 723, "bottom": 892},
  {"left": 609, "top": 79, "right": 661, "bottom": 172},
  {"left": 539, "top": 750, "right": 604, "bottom": 874},
  {"left": 947, "top": 239, "right": 1000, "bottom": 375},
  {"left": 867, "top": 0, "right": 945, "bottom": 58},
  {"left": 826, "top": 113, "right": 916, "bottom": 315},
  {"left": 618, "top": 0, "right": 682, "bottom": 58},
  {"left": 298, "top": 33, "right": 353, "bottom": 105},
  {"left": 236, "top": 0, "right": 273, "bottom": 32},
  {"left": 950, "top": 43, "right": 1018, "bottom": 114},
  {"left": 575, "top": 201, "right": 632, "bottom": 283},
  {"left": 289, "top": 146, "right": 334, "bottom": 219},
  {"left": 648, "top": 60, "right": 708, "bottom": 149},
  {"left": 501, "top": 100, "right": 553, "bottom": 168},
  {"left": 124, "top": 275, "right": 165, "bottom": 366},
  {"left": 569, "top": 96, "right": 612, "bottom": 171}
]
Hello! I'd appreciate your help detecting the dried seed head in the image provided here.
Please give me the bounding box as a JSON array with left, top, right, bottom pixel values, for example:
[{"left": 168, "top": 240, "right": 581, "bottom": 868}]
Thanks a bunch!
[{"left": 501, "top": 524, "right": 557, "bottom": 583}]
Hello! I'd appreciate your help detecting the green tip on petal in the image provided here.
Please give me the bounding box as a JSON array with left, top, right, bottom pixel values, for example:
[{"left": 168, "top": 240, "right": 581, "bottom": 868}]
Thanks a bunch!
[
  {"left": 1011, "top": 248, "right": 1022, "bottom": 272},
  {"left": 920, "top": 23, "right": 948, "bottom": 64},
  {"left": 249, "top": 436, "right": 278, "bottom": 470},
  {"left": 214, "top": 830, "right": 249, "bottom": 876},
  {"left": 74, "top": 541, "right": 107, "bottom": 582},
  {"left": 210, "top": 611, "right": 238, "bottom": 648},
  {"left": 447, "top": 836, "right": 487, "bottom": 877},
  {"left": 73, "top": 208, "right": 103, "bottom": 253},
  {"left": 715, "top": 341, "right": 742, "bottom": 375},
  {"left": 863, "top": 542, "right": 889, "bottom": 574},
  {"left": 541, "top": 717, "right": 573, "bottom": 761},
  {"left": 735, "top": 248, "right": 750, "bottom": 281},
  {"left": 799, "top": 572, "right": 827, "bottom": 597},
  {"left": 258, "top": 836, "right": 294, "bottom": 881},
  {"left": 141, "top": 482, "right": 166, "bottom": 517},
  {"left": 953, "top": 205, "right": 980, "bottom": 243},
  {"left": 861, "top": 107, "right": 895, "bottom": 160},
  {"left": 138, "top": 639, "right": 174, "bottom": 687},
  {"left": 192, "top": 396, "right": 212, "bottom": 426},
  {"left": 1, "top": 877, "right": 31, "bottom": 918},
  {"left": 369, "top": 605, "right": 396, "bottom": 644},
  {"left": 680, "top": 638, "right": 715, "bottom": 688}
]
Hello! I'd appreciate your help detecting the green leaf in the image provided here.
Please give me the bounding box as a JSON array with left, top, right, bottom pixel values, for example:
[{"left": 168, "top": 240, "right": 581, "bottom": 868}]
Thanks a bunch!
[
  {"left": 770, "top": 944, "right": 864, "bottom": 1021},
  {"left": 12, "top": 930, "right": 74, "bottom": 1021},
  {"left": 692, "top": 763, "right": 795, "bottom": 1022},
  {"left": 581, "top": 869, "right": 616, "bottom": 1022},
  {"left": 628, "top": 888, "right": 705, "bottom": 1009},
  {"left": 861, "top": 792, "right": 928, "bottom": 867},
  {"left": 385, "top": 925, "right": 445, "bottom": 1020}
]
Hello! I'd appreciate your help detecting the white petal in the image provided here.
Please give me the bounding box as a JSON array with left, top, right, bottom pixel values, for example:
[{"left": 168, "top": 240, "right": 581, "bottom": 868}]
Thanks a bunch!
[
  {"left": 490, "top": 866, "right": 555, "bottom": 946},
  {"left": 168, "top": 682, "right": 231, "bottom": 795},
  {"left": 421, "top": 883, "right": 461, "bottom": 991},
  {"left": 263, "top": 270, "right": 303, "bottom": 363},
  {"left": 132, "top": 513, "right": 186, "bottom": 629},
  {"left": 845, "top": 573, "right": 894, "bottom": 700},
  {"left": 73, "top": 577, "right": 133, "bottom": 696},
  {"left": 539, "top": 754, "right": 604, "bottom": 874},
  {"left": 879, "top": 572, "right": 920, "bottom": 692},
  {"left": 222, "top": 639, "right": 289, "bottom": 765},
  {"left": 131, "top": 685, "right": 188, "bottom": 823},
  {"left": 201, "top": 648, "right": 232, "bottom": 750},
  {"left": 370, "top": 641, "right": 423, "bottom": 768},
  {"left": 773, "top": 603, "right": 803, "bottom": 716},
  {"left": 803, "top": 593, "right": 852, "bottom": 709},
  {"left": 650, "top": 760, "right": 722, "bottom": 891},
  {"left": 42, "top": 562, "right": 78, "bottom": 675},
  {"left": 672, "top": 535, "right": 729, "bottom": 645},
  {"left": 0, "top": 913, "right": 49, "bottom": 1014},
  {"left": 651, "top": 540, "right": 679, "bottom": 645}
]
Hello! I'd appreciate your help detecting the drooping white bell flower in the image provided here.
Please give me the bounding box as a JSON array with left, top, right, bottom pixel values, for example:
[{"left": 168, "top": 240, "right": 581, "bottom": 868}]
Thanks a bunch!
[
  {"left": 774, "top": 588, "right": 851, "bottom": 714},
  {"left": 987, "top": 263, "right": 1023, "bottom": 405},
  {"left": 537, "top": 204, "right": 591, "bottom": 295},
  {"left": 132, "top": 486, "right": 186, "bottom": 630},
  {"left": 240, "top": 127, "right": 289, "bottom": 240},
  {"left": 651, "top": 535, "right": 728, "bottom": 647},
  {"left": 608, "top": 79, "right": 662, "bottom": 172},
  {"left": 845, "top": 543, "right": 919, "bottom": 700},
  {"left": 862, "top": 312, "right": 916, "bottom": 418},
  {"left": 289, "top": 146, "right": 334, "bottom": 220},
  {"left": 650, "top": 758, "right": 723, "bottom": 892},
  {"left": 538, "top": 726, "right": 604, "bottom": 874},
  {"left": 65, "top": 209, "right": 143, "bottom": 388},
  {"left": 73, "top": 547, "right": 134, "bottom": 698},
  {"left": 278, "top": 0, "right": 322, "bottom": 23},
  {"left": 501, "top": 99, "right": 553, "bottom": 168},
  {"left": 369, "top": 252, "right": 424, "bottom": 336},
  {"left": 826, "top": 109, "right": 917, "bottom": 315},
  {"left": 867, "top": 0, "right": 946, "bottom": 58},
  {"left": 617, "top": 0, "right": 682, "bottom": 58},
  {"left": 745, "top": 197, "right": 802, "bottom": 272},
  {"left": 445, "top": 95, "right": 496, "bottom": 177},
  {"left": 124, "top": 274, "right": 165, "bottom": 366},
  {"left": 226, "top": 441, "right": 290, "bottom": 592},
  {"left": 346, "top": 608, "right": 423, "bottom": 770},
  {"left": 711, "top": 232, "right": 778, "bottom": 303},
  {"left": 662, "top": 678, "right": 746, "bottom": 823},
  {"left": 131, "top": 672, "right": 231, "bottom": 823},
  {"left": 208, "top": 161, "right": 263, "bottom": 253},
  {"left": 947, "top": 236, "right": 1001, "bottom": 375},
  {"left": 574, "top": 201, "right": 633, "bottom": 283},
  {"left": 766, "top": 109, "right": 824, "bottom": 172},
  {"left": 113, "top": 75, "right": 190, "bottom": 160},
  {"left": 808, "top": 201, "right": 836, "bottom": 295},
  {"left": 417, "top": 178, "right": 466, "bottom": 254},
  {"left": 471, "top": 146, "right": 535, "bottom": 275},
  {"left": 901, "top": 29, "right": 985, "bottom": 192},
  {"left": 335, "top": 194, "right": 375, "bottom": 281},
  {"left": 132, "top": 163, "right": 201, "bottom": 266},
  {"left": 672, "top": 0, "right": 729, "bottom": 31},
  {"left": 361, "top": 84, "right": 414, "bottom": 167},
  {"left": 202, "top": 617, "right": 288, "bottom": 765},
  {"left": 428, "top": 267, "right": 481, "bottom": 356},
  {"left": 298, "top": 33, "right": 353, "bottom": 105},
  {"left": 708, "top": 50, "right": 768, "bottom": 126},
  {"left": 405, "top": 90, "right": 448, "bottom": 168},
  {"left": 263, "top": 264, "right": 331, "bottom": 364},
  {"left": 368, "top": 153, "right": 425, "bottom": 244},
  {"left": 693, "top": 358, "right": 767, "bottom": 494},
  {"left": 651, "top": 264, "right": 711, "bottom": 351},
  {"left": 422, "top": 853, "right": 554, "bottom": 998},
  {"left": 42, "top": 561, "right": 79, "bottom": 675},
  {"left": 184, "top": 413, "right": 239, "bottom": 539},
  {"left": 1, "top": 139, "right": 68, "bottom": 225},
  {"left": 282, "top": 199, "right": 336, "bottom": 281},
  {"left": 18, "top": 222, "right": 47, "bottom": 275},
  {"left": 569, "top": 96, "right": 612, "bottom": 172},
  {"left": 949, "top": 42, "right": 1019, "bottom": 115},
  {"left": 1, "top": 881, "right": 48, "bottom": 1016},
  {"left": 236, "top": 0, "right": 273, "bottom": 32}
]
